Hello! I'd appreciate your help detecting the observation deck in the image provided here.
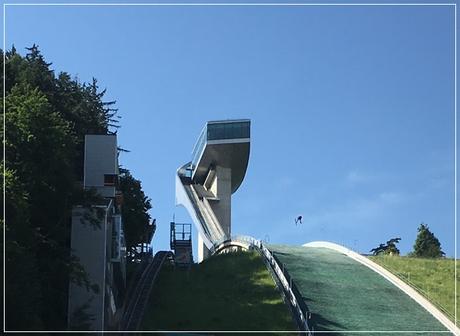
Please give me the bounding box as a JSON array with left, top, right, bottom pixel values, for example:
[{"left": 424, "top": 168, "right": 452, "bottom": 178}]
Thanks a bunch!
[
  {"left": 191, "top": 119, "right": 250, "bottom": 193},
  {"left": 176, "top": 119, "right": 251, "bottom": 262}
]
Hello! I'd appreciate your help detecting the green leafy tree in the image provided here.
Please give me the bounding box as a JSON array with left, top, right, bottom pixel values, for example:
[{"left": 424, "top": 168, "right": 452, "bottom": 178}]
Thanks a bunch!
[
  {"left": 68, "top": 298, "right": 96, "bottom": 330},
  {"left": 385, "top": 237, "right": 401, "bottom": 255},
  {"left": 119, "top": 168, "right": 154, "bottom": 255},
  {"left": 5, "top": 84, "right": 77, "bottom": 329},
  {"left": 3, "top": 166, "right": 43, "bottom": 329},
  {"left": 370, "top": 237, "right": 401, "bottom": 256},
  {"left": 3, "top": 45, "right": 123, "bottom": 330},
  {"left": 413, "top": 223, "right": 445, "bottom": 258}
]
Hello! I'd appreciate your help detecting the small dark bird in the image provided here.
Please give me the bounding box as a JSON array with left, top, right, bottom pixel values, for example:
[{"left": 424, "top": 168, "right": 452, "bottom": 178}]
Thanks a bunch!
[{"left": 295, "top": 215, "right": 303, "bottom": 225}]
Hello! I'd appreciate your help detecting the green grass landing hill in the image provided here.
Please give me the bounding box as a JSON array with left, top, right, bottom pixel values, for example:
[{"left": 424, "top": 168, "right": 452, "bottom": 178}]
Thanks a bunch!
[{"left": 141, "top": 251, "right": 294, "bottom": 331}]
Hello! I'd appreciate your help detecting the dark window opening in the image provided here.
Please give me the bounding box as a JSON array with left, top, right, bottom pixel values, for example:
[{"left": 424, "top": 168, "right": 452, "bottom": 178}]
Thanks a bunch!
[{"left": 104, "top": 174, "right": 117, "bottom": 186}]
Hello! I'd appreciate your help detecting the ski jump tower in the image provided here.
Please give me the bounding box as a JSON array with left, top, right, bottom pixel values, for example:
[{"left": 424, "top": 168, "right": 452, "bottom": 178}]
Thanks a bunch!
[{"left": 176, "top": 119, "right": 251, "bottom": 262}]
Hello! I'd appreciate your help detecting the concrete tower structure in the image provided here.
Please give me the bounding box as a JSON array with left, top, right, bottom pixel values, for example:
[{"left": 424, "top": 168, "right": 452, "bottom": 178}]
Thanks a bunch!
[
  {"left": 176, "top": 119, "right": 251, "bottom": 262},
  {"left": 68, "top": 135, "right": 126, "bottom": 330}
]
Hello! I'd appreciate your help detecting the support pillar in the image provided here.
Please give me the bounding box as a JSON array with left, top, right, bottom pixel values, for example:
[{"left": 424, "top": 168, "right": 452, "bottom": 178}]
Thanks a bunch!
[
  {"left": 209, "top": 165, "right": 232, "bottom": 237},
  {"left": 197, "top": 233, "right": 211, "bottom": 263}
]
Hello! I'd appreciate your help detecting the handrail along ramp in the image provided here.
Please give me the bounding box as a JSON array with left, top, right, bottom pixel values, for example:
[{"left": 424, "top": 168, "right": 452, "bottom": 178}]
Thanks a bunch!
[
  {"left": 121, "top": 251, "right": 172, "bottom": 331},
  {"left": 211, "top": 235, "right": 313, "bottom": 334}
]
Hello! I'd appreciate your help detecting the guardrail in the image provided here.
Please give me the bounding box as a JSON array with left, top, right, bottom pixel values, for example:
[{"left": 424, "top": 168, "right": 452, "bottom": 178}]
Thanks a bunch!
[
  {"left": 209, "top": 234, "right": 255, "bottom": 254},
  {"left": 121, "top": 254, "right": 152, "bottom": 321},
  {"left": 258, "top": 243, "right": 313, "bottom": 334},
  {"left": 376, "top": 265, "right": 456, "bottom": 324},
  {"left": 210, "top": 236, "right": 313, "bottom": 334},
  {"left": 121, "top": 251, "right": 172, "bottom": 331}
]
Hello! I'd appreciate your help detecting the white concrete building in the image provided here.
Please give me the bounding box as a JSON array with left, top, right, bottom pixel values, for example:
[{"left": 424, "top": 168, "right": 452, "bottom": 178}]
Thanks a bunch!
[
  {"left": 176, "top": 120, "right": 251, "bottom": 262},
  {"left": 68, "top": 135, "right": 126, "bottom": 331}
]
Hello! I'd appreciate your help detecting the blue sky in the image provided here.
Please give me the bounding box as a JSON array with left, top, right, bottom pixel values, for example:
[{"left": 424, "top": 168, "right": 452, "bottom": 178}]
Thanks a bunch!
[{"left": 4, "top": 2, "right": 456, "bottom": 257}]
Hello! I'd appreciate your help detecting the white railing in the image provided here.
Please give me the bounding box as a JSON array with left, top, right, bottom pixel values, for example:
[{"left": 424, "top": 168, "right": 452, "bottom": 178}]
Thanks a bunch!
[
  {"left": 210, "top": 235, "right": 312, "bottom": 334},
  {"left": 258, "top": 243, "right": 312, "bottom": 334}
]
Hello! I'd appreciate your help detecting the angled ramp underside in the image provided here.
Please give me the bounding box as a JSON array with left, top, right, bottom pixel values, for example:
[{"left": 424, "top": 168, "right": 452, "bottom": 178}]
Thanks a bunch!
[
  {"left": 176, "top": 163, "right": 226, "bottom": 250},
  {"left": 175, "top": 120, "right": 251, "bottom": 260}
]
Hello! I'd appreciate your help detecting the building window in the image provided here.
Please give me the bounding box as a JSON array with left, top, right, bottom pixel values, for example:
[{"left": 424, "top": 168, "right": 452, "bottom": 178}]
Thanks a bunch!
[
  {"left": 207, "top": 121, "right": 250, "bottom": 141},
  {"left": 104, "top": 174, "right": 117, "bottom": 186}
]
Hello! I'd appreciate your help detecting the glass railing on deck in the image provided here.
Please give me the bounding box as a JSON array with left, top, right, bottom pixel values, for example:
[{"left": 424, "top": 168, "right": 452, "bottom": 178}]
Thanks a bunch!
[
  {"left": 191, "top": 120, "right": 250, "bottom": 170},
  {"left": 207, "top": 121, "right": 250, "bottom": 141},
  {"left": 191, "top": 128, "right": 207, "bottom": 169}
]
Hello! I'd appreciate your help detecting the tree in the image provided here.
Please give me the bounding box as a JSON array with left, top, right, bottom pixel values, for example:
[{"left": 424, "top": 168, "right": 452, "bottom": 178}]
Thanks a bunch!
[
  {"left": 385, "top": 237, "right": 401, "bottom": 255},
  {"left": 3, "top": 45, "right": 124, "bottom": 330},
  {"left": 5, "top": 84, "right": 76, "bottom": 329},
  {"left": 370, "top": 243, "right": 387, "bottom": 256},
  {"left": 4, "top": 45, "right": 154, "bottom": 330},
  {"left": 3, "top": 165, "right": 43, "bottom": 329},
  {"left": 413, "top": 223, "right": 445, "bottom": 258},
  {"left": 118, "top": 168, "right": 154, "bottom": 254},
  {"left": 370, "top": 237, "right": 401, "bottom": 256}
]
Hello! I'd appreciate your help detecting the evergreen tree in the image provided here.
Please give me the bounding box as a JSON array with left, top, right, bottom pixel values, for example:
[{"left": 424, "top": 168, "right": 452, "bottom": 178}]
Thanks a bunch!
[
  {"left": 118, "top": 168, "right": 154, "bottom": 254},
  {"left": 370, "top": 237, "right": 401, "bottom": 256},
  {"left": 4, "top": 165, "right": 43, "bottom": 329},
  {"left": 413, "top": 223, "right": 445, "bottom": 258},
  {"left": 5, "top": 84, "right": 77, "bottom": 329},
  {"left": 2, "top": 45, "right": 141, "bottom": 330},
  {"left": 385, "top": 237, "right": 401, "bottom": 255}
]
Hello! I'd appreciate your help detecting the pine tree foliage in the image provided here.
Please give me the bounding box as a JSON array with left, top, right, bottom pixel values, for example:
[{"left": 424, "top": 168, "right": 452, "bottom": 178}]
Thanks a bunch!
[
  {"left": 2, "top": 45, "right": 151, "bottom": 330},
  {"left": 413, "top": 223, "right": 445, "bottom": 258},
  {"left": 370, "top": 237, "right": 401, "bottom": 256},
  {"left": 118, "top": 168, "right": 153, "bottom": 253}
]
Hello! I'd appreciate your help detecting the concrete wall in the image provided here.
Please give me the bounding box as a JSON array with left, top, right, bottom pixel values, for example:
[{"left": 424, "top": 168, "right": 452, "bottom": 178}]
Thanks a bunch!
[
  {"left": 195, "top": 165, "right": 232, "bottom": 262},
  {"left": 209, "top": 166, "right": 232, "bottom": 237},
  {"left": 69, "top": 134, "right": 125, "bottom": 330},
  {"left": 197, "top": 233, "right": 211, "bottom": 262},
  {"left": 84, "top": 135, "right": 118, "bottom": 198},
  {"left": 68, "top": 206, "right": 109, "bottom": 330}
]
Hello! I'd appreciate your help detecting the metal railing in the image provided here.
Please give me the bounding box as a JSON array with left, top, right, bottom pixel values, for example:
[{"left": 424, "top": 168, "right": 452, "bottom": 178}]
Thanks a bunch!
[
  {"left": 210, "top": 234, "right": 257, "bottom": 253},
  {"left": 209, "top": 235, "right": 313, "bottom": 334},
  {"left": 170, "top": 222, "right": 192, "bottom": 249},
  {"left": 376, "top": 264, "right": 457, "bottom": 324},
  {"left": 258, "top": 243, "right": 313, "bottom": 334},
  {"left": 121, "top": 251, "right": 172, "bottom": 331}
]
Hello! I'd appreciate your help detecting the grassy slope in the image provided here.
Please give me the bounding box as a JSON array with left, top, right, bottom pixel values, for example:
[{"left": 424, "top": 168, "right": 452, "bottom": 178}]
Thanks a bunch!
[
  {"left": 141, "top": 251, "right": 295, "bottom": 331},
  {"left": 369, "top": 255, "right": 459, "bottom": 324}
]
